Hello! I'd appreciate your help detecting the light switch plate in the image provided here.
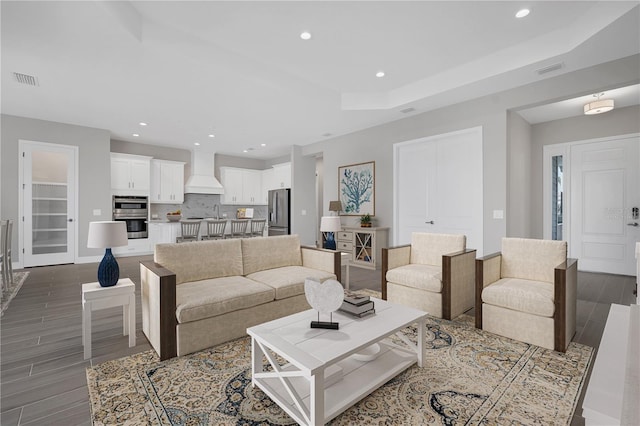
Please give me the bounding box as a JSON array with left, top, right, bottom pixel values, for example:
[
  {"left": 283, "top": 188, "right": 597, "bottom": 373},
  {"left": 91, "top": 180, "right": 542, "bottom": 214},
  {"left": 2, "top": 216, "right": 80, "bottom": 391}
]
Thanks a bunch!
[
  {"left": 493, "top": 210, "right": 504, "bottom": 219},
  {"left": 301, "top": 210, "right": 307, "bottom": 216},
  {"left": 93, "top": 209, "right": 101, "bottom": 216}
]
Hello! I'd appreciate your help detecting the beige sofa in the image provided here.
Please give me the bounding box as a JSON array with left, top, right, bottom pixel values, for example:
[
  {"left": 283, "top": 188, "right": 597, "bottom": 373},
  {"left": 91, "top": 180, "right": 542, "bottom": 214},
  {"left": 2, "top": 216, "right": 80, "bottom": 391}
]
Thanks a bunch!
[
  {"left": 382, "top": 233, "right": 476, "bottom": 320},
  {"left": 141, "top": 235, "right": 341, "bottom": 359}
]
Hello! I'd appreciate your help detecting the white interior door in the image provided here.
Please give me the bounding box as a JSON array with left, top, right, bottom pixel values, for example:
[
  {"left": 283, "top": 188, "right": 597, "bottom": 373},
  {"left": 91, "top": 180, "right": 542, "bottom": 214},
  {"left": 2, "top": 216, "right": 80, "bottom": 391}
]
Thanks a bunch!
[
  {"left": 394, "top": 127, "right": 483, "bottom": 254},
  {"left": 20, "top": 141, "right": 77, "bottom": 267},
  {"left": 570, "top": 136, "right": 639, "bottom": 275}
]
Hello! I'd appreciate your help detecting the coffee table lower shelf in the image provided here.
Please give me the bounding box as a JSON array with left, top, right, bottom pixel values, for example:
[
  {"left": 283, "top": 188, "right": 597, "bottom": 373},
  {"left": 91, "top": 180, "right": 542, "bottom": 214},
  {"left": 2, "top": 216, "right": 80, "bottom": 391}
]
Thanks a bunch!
[{"left": 253, "top": 341, "right": 416, "bottom": 425}]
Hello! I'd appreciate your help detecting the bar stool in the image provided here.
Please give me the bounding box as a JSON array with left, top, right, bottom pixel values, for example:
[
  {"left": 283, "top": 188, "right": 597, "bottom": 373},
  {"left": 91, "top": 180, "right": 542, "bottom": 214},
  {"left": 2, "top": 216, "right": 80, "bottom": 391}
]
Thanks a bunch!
[
  {"left": 202, "top": 219, "right": 226, "bottom": 240},
  {"left": 229, "top": 220, "right": 248, "bottom": 238},
  {"left": 177, "top": 220, "right": 201, "bottom": 243},
  {"left": 249, "top": 219, "right": 266, "bottom": 238}
]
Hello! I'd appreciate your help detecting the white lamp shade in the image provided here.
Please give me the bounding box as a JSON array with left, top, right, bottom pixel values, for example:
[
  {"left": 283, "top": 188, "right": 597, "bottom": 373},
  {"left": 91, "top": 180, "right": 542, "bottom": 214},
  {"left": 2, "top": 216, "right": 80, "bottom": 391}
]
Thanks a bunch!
[
  {"left": 584, "top": 99, "right": 614, "bottom": 115},
  {"left": 87, "top": 221, "right": 128, "bottom": 248},
  {"left": 320, "top": 216, "right": 342, "bottom": 233}
]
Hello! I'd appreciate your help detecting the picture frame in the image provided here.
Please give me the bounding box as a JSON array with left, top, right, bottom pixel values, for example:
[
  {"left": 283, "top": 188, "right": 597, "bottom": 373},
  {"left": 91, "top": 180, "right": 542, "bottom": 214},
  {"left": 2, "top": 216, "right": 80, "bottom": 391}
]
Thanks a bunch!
[{"left": 338, "top": 161, "right": 375, "bottom": 216}]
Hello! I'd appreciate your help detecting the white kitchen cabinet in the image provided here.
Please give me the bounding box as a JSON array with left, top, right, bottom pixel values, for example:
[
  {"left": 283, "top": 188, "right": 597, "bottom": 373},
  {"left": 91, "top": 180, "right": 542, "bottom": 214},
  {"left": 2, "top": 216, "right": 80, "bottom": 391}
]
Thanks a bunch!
[
  {"left": 150, "top": 160, "right": 185, "bottom": 204},
  {"left": 272, "top": 162, "right": 291, "bottom": 189},
  {"left": 149, "top": 222, "right": 180, "bottom": 246},
  {"left": 110, "top": 153, "right": 151, "bottom": 195},
  {"left": 220, "top": 167, "right": 264, "bottom": 205},
  {"left": 261, "top": 168, "right": 275, "bottom": 204}
]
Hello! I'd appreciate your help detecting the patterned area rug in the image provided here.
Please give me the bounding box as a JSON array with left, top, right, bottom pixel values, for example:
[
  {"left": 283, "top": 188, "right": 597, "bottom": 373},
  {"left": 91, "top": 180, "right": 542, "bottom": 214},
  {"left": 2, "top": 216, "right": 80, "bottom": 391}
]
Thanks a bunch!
[
  {"left": 1, "top": 271, "right": 29, "bottom": 316},
  {"left": 87, "top": 311, "right": 593, "bottom": 425}
]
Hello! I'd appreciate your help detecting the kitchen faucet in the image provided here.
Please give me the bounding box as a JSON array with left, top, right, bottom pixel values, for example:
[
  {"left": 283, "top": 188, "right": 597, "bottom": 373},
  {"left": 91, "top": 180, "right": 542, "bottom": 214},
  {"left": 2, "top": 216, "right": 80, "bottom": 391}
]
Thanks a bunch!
[{"left": 213, "top": 204, "right": 219, "bottom": 219}]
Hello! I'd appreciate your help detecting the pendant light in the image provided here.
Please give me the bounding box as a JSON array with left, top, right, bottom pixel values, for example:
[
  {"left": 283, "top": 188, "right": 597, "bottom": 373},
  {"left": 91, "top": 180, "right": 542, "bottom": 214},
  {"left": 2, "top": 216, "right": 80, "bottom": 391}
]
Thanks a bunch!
[{"left": 584, "top": 93, "right": 614, "bottom": 115}]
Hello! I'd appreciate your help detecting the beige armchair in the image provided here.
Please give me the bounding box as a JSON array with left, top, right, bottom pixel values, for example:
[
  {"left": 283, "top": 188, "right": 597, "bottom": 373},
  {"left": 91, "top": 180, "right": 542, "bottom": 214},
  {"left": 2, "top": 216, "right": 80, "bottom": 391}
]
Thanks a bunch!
[
  {"left": 382, "top": 233, "right": 476, "bottom": 320},
  {"left": 475, "top": 237, "right": 577, "bottom": 352}
]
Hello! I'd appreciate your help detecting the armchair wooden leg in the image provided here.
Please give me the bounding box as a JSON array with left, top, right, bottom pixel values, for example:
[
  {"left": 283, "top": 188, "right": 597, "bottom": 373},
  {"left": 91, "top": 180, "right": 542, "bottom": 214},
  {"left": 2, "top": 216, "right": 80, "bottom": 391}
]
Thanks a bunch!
[{"left": 475, "top": 258, "right": 483, "bottom": 329}]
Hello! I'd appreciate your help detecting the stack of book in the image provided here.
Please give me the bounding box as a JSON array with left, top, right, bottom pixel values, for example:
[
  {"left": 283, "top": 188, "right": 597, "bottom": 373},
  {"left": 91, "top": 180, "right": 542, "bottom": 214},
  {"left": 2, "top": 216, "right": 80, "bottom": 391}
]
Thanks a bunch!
[{"left": 339, "top": 292, "right": 375, "bottom": 317}]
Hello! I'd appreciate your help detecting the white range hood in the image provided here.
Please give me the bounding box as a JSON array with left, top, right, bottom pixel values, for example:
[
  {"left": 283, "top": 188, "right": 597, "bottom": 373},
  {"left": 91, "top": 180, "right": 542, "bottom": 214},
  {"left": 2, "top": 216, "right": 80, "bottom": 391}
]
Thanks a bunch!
[{"left": 184, "top": 150, "right": 224, "bottom": 194}]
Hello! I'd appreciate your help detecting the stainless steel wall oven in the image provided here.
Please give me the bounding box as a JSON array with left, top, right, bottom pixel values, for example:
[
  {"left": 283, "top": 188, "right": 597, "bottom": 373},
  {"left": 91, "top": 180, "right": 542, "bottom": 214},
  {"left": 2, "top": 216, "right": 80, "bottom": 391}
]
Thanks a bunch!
[{"left": 113, "top": 196, "right": 148, "bottom": 239}]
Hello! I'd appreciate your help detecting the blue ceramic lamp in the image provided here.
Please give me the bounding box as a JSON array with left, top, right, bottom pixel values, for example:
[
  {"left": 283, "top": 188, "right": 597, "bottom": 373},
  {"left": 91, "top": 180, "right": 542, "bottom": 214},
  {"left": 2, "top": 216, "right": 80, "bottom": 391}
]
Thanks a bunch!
[{"left": 87, "top": 221, "right": 128, "bottom": 287}]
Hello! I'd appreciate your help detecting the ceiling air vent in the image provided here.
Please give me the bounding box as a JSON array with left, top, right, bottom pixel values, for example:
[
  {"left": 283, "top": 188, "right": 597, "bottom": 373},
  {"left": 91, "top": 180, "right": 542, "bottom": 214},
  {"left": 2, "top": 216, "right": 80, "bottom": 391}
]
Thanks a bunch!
[
  {"left": 400, "top": 107, "right": 416, "bottom": 114},
  {"left": 13, "top": 72, "right": 39, "bottom": 86},
  {"left": 536, "top": 62, "right": 564, "bottom": 76}
]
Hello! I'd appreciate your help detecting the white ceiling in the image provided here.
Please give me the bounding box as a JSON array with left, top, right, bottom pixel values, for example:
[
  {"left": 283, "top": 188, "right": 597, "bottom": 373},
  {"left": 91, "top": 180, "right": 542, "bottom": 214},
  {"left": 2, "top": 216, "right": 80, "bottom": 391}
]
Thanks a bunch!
[{"left": 2, "top": 1, "right": 639, "bottom": 159}]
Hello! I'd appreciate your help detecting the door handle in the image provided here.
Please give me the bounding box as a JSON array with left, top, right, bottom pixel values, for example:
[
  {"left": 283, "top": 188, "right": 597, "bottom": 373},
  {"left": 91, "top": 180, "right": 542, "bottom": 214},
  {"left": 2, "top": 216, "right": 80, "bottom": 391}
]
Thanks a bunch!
[
  {"left": 627, "top": 222, "right": 639, "bottom": 227},
  {"left": 68, "top": 218, "right": 74, "bottom": 222},
  {"left": 425, "top": 220, "right": 434, "bottom": 224}
]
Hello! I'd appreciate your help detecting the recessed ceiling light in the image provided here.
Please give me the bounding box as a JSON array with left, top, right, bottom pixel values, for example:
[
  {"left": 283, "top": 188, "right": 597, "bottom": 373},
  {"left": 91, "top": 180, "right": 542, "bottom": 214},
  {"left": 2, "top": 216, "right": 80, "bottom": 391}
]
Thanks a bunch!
[
  {"left": 139, "top": 122, "right": 147, "bottom": 126},
  {"left": 376, "top": 71, "right": 385, "bottom": 78},
  {"left": 515, "top": 9, "right": 530, "bottom": 18},
  {"left": 243, "top": 149, "right": 248, "bottom": 153},
  {"left": 132, "top": 133, "right": 139, "bottom": 137},
  {"left": 260, "top": 143, "right": 266, "bottom": 147},
  {"left": 208, "top": 134, "right": 215, "bottom": 138},
  {"left": 300, "top": 31, "right": 312, "bottom": 40},
  {"left": 194, "top": 142, "right": 200, "bottom": 146}
]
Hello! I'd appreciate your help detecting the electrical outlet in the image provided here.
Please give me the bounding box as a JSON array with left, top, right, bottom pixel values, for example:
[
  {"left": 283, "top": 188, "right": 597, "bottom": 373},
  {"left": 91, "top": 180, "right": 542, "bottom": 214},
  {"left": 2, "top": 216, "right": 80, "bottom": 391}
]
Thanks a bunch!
[
  {"left": 93, "top": 209, "right": 101, "bottom": 216},
  {"left": 493, "top": 210, "right": 504, "bottom": 219}
]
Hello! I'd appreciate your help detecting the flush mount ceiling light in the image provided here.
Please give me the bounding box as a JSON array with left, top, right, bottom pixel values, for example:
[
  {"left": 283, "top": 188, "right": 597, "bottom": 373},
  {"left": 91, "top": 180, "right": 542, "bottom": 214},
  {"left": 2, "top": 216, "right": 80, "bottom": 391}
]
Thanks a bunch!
[
  {"left": 584, "top": 93, "right": 615, "bottom": 115},
  {"left": 300, "top": 31, "right": 311, "bottom": 40},
  {"left": 139, "top": 122, "right": 147, "bottom": 126},
  {"left": 515, "top": 9, "right": 530, "bottom": 18},
  {"left": 260, "top": 143, "right": 266, "bottom": 147},
  {"left": 208, "top": 134, "right": 215, "bottom": 138},
  {"left": 132, "top": 133, "right": 139, "bottom": 137},
  {"left": 376, "top": 71, "right": 385, "bottom": 78},
  {"left": 194, "top": 142, "right": 201, "bottom": 146}
]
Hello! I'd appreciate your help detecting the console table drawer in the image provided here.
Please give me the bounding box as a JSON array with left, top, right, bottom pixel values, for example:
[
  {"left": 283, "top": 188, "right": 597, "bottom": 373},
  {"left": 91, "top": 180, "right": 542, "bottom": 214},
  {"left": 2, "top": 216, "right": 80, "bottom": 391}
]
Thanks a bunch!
[
  {"left": 337, "top": 231, "right": 352, "bottom": 241},
  {"left": 337, "top": 241, "right": 353, "bottom": 251}
]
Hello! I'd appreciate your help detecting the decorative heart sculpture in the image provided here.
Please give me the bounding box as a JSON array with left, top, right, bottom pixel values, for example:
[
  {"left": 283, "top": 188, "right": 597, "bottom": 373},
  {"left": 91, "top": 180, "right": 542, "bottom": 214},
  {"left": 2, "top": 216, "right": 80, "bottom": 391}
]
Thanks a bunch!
[{"left": 304, "top": 278, "right": 344, "bottom": 315}]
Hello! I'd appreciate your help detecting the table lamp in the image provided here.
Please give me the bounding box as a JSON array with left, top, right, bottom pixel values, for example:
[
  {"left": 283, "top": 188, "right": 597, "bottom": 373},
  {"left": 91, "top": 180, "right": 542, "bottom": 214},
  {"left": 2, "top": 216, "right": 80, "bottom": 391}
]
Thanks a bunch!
[
  {"left": 320, "top": 216, "right": 342, "bottom": 250},
  {"left": 87, "top": 221, "right": 128, "bottom": 287}
]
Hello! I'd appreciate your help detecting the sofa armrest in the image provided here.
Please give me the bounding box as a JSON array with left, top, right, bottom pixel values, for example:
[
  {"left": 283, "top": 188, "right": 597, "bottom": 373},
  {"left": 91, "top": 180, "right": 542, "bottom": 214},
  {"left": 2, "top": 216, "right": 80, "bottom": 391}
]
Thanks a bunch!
[
  {"left": 442, "top": 249, "right": 477, "bottom": 320},
  {"left": 475, "top": 252, "right": 502, "bottom": 328},
  {"left": 140, "top": 261, "right": 177, "bottom": 360},
  {"left": 381, "top": 245, "right": 411, "bottom": 300},
  {"left": 301, "top": 246, "right": 341, "bottom": 283},
  {"left": 554, "top": 258, "right": 578, "bottom": 352}
]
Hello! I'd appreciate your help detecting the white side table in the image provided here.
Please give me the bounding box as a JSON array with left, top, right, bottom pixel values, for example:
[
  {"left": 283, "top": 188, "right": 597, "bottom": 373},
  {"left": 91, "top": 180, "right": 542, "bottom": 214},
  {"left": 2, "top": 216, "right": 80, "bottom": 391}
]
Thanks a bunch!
[{"left": 82, "top": 278, "right": 136, "bottom": 359}]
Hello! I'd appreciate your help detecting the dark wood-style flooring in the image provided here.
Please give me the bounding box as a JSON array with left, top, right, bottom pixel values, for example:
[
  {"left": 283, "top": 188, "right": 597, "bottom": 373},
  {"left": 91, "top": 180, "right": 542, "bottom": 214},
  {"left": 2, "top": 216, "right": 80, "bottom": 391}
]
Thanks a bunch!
[{"left": 0, "top": 255, "right": 636, "bottom": 425}]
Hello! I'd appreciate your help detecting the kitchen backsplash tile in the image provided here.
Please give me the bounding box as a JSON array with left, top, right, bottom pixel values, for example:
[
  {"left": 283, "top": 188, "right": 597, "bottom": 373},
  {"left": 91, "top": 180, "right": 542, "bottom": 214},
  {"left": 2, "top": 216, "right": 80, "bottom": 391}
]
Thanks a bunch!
[{"left": 150, "top": 194, "right": 266, "bottom": 220}]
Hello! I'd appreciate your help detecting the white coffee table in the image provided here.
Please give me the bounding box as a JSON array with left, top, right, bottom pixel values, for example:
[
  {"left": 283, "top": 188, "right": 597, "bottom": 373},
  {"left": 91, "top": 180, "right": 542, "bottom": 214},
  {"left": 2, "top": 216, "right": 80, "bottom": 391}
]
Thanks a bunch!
[{"left": 247, "top": 297, "right": 427, "bottom": 426}]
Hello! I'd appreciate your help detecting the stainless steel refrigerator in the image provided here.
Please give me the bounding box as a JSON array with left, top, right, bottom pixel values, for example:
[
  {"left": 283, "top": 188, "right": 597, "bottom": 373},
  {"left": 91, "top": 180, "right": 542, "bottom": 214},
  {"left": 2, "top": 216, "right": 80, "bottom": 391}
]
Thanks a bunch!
[{"left": 268, "top": 188, "right": 290, "bottom": 236}]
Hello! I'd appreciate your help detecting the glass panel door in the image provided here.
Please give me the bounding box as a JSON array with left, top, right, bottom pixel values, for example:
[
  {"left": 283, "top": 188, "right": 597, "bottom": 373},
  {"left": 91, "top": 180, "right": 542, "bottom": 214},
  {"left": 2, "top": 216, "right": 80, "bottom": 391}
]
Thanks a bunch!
[
  {"left": 551, "top": 155, "right": 563, "bottom": 240},
  {"left": 22, "top": 142, "right": 76, "bottom": 267}
]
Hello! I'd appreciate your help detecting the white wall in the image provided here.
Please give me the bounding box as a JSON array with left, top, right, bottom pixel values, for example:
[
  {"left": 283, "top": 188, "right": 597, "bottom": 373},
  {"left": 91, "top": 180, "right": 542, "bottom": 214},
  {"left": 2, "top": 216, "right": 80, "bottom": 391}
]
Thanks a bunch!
[
  {"left": 507, "top": 112, "right": 533, "bottom": 238},
  {"left": 1, "top": 114, "right": 111, "bottom": 260},
  {"left": 290, "top": 146, "right": 317, "bottom": 245}
]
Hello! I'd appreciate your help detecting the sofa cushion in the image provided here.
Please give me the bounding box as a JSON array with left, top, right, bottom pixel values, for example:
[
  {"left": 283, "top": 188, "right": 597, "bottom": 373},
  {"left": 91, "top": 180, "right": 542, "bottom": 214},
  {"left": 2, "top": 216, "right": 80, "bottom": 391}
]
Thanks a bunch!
[
  {"left": 242, "top": 235, "right": 303, "bottom": 276},
  {"left": 247, "top": 266, "right": 336, "bottom": 300},
  {"left": 386, "top": 264, "right": 442, "bottom": 293},
  {"left": 501, "top": 238, "right": 566, "bottom": 284},
  {"left": 410, "top": 233, "right": 466, "bottom": 266},
  {"left": 481, "top": 277, "right": 555, "bottom": 317},
  {"left": 176, "top": 275, "right": 274, "bottom": 323},
  {"left": 155, "top": 239, "right": 243, "bottom": 285}
]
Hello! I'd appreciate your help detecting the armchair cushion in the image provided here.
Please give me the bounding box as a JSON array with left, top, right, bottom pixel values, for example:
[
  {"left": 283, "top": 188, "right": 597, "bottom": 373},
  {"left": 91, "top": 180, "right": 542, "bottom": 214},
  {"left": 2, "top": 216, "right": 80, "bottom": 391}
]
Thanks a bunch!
[
  {"left": 501, "top": 237, "right": 567, "bottom": 284},
  {"left": 386, "top": 264, "right": 442, "bottom": 293},
  {"left": 410, "top": 233, "right": 466, "bottom": 266},
  {"left": 481, "top": 277, "right": 555, "bottom": 317}
]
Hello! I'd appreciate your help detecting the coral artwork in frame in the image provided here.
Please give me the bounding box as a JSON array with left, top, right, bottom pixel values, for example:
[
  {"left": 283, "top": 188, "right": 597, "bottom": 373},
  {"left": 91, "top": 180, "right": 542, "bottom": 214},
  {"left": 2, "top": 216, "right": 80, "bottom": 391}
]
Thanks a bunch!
[{"left": 338, "top": 161, "right": 375, "bottom": 216}]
